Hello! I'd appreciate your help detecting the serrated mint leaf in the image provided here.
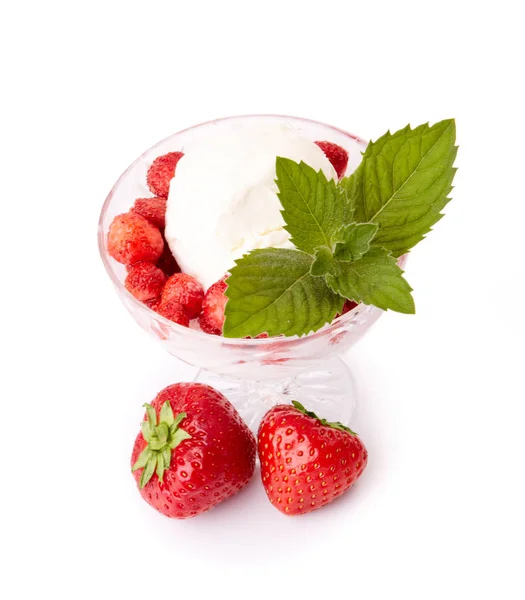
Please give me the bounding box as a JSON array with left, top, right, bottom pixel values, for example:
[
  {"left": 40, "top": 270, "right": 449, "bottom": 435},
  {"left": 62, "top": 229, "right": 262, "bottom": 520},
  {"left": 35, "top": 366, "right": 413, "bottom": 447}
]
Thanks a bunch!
[
  {"left": 325, "top": 247, "right": 415, "bottom": 314},
  {"left": 223, "top": 248, "right": 344, "bottom": 338},
  {"left": 345, "top": 119, "right": 457, "bottom": 257},
  {"left": 333, "top": 223, "right": 378, "bottom": 262},
  {"left": 310, "top": 246, "right": 335, "bottom": 277},
  {"left": 275, "top": 158, "right": 347, "bottom": 254}
]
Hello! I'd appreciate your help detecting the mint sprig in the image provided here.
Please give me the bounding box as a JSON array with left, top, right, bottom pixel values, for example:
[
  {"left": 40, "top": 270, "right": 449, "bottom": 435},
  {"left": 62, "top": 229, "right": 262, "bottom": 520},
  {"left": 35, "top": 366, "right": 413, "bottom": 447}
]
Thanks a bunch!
[{"left": 223, "top": 119, "right": 457, "bottom": 338}]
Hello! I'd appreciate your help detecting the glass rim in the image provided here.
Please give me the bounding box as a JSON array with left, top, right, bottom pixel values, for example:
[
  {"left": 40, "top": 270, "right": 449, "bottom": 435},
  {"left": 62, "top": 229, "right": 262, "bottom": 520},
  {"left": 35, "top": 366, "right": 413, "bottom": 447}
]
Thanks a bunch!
[{"left": 97, "top": 113, "right": 371, "bottom": 348}]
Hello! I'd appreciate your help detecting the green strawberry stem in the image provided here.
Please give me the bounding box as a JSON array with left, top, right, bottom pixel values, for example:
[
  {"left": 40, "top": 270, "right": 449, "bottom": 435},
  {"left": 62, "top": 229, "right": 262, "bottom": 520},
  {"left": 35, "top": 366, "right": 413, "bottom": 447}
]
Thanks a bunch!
[
  {"left": 291, "top": 400, "right": 356, "bottom": 435},
  {"left": 132, "top": 401, "right": 192, "bottom": 488}
]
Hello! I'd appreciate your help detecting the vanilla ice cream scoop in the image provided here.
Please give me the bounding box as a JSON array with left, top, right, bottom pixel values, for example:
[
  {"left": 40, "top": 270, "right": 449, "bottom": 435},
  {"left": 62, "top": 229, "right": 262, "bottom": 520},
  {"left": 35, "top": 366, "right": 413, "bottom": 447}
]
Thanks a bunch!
[{"left": 164, "top": 120, "right": 336, "bottom": 289}]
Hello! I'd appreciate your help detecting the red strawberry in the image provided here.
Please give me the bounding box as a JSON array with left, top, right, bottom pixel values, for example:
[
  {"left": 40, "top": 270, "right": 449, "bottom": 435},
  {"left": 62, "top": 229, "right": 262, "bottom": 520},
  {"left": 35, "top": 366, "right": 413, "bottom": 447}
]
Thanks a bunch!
[
  {"left": 156, "top": 239, "right": 180, "bottom": 277},
  {"left": 131, "top": 383, "right": 256, "bottom": 519},
  {"left": 336, "top": 299, "right": 358, "bottom": 318},
  {"left": 125, "top": 262, "right": 167, "bottom": 302},
  {"left": 199, "top": 276, "right": 228, "bottom": 335},
  {"left": 131, "top": 197, "right": 167, "bottom": 229},
  {"left": 258, "top": 401, "right": 367, "bottom": 516},
  {"left": 145, "top": 297, "right": 161, "bottom": 312},
  {"left": 315, "top": 141, "right": 349, "bottom": 179},
  {"left": 147, "top": 151, "right": 184, "bottom": 198},
  {"left": 156, "top": 298, "right": 190, "bottom": 327},
  {"left": 107, "top": 212, "right": 164, "bottom": 265},
  {"left": 161, "top": 273, "right": 204, "bottom": 320}
]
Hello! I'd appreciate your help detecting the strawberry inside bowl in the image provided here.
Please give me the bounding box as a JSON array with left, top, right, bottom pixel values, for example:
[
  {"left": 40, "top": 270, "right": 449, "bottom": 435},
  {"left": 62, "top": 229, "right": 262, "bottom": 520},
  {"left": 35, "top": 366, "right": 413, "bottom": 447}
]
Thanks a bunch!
[{"left": 98, "top": 115, "right": 397, "bottom": 431}]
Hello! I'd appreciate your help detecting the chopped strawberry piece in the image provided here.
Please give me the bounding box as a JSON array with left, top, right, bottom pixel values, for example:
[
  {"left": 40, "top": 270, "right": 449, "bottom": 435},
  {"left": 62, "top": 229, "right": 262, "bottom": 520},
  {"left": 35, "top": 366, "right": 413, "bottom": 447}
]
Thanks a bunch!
[
  {"left": 146, "top": 152, "right": 184, "bottom": 198},
  {"left": 107, "top": 212, "right": 164, "bottom": 265},
  {"left": 315, "top": 141, "right": 349, "bottom": 179},
  {"left": 199, "top": 277, "right": 228, "bottom": 335},
  {"left": 161, "top": 273, "right": 204, "bottom": 320},
  {"left": 156, "top": 299, "right": 190, "bottom": 327},
  {"left": 131, "top": 197, "right": 167, "bottom": 229},
  {"left": 157, "top": 239, "right": 180, "bottom": 277},
  {"left": 125, "top": 262, "right": 166, "bottom": 302}
]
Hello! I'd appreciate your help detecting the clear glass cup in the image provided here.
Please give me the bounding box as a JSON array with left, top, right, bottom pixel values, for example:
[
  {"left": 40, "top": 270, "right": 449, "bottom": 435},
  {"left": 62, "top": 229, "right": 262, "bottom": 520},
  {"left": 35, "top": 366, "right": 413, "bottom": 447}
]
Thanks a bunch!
[{"left": 98, "top": 115, "right": 401, "bottom": 431}]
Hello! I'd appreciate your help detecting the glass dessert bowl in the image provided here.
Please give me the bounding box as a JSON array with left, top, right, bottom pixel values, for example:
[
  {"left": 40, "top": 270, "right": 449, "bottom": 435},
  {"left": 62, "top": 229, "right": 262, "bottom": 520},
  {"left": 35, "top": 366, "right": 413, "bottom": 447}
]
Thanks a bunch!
[{"left": 98, "top": 115, "right": 396, "bottom": 430}]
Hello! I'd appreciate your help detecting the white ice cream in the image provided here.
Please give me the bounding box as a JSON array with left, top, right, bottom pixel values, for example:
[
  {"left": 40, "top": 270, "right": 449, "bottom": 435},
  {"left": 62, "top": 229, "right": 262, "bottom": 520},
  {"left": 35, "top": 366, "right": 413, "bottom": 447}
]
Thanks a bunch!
[{"left": 164, "top": 121, "right": 336, "bottom": 289}]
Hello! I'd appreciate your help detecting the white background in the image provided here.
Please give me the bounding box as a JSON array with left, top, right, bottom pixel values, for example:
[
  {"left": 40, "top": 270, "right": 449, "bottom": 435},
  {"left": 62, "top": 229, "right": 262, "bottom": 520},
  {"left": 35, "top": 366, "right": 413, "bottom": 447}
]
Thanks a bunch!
[{"left": 2, "top": 1, "right": 524, "bottom": 598}]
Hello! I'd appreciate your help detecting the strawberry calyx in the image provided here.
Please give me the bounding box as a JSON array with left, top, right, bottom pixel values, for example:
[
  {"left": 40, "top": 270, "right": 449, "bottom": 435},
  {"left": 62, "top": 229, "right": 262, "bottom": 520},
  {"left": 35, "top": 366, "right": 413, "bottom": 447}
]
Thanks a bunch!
[
  {"left": 291, "top": 401, "right": 356, "bottom": 435},
  {"left": 132, "top": 401, "right": 192, "bottom": 488}
]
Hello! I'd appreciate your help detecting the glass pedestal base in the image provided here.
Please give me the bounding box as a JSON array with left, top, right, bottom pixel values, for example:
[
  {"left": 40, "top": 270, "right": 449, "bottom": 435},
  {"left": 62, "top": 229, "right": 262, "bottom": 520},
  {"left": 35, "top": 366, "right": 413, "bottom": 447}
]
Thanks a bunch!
[{"left": 193, "top": 356, "right": 356, "bottom": 434}]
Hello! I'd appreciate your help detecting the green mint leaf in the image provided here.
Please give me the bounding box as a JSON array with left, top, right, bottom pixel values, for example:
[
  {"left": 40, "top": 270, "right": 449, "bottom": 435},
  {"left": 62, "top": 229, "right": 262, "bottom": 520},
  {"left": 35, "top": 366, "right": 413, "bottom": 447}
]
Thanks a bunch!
[
  {"left": 325, "top": 247, "right": 415, "bottom": 314},
  {"left": 333, "top": 223, "right": 378, "bottom": 262},
  {"left": 275, "top": 158, "right": 347, "bottom": 254},
  {"left": 310, "top": 246, "right": 335, "bottom": 277},
  {"left": 223, "top": 248, "right": 344, "bottom": 338},
  {"left": 344, "top": 119, "right": 457, "bottom": 256}
]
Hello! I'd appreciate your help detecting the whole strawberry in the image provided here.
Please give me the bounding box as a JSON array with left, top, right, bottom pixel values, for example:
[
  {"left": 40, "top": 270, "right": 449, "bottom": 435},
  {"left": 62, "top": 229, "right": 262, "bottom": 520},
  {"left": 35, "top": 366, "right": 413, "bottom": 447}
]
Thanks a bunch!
[
  {"left": 131, "top": 383, "right": 256, "bottom": 519},
  {"left": 107, "top": 212, "right": 164, "bottom": 265},
  {"left": 314, "top": 140, "right": 349, "bottom": 179},
  {"left": 258, "top": 401, "right": 367, "bottom": 515},
  {"left": 147, "top": 151, "right": 184, "bottom": 198}
]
